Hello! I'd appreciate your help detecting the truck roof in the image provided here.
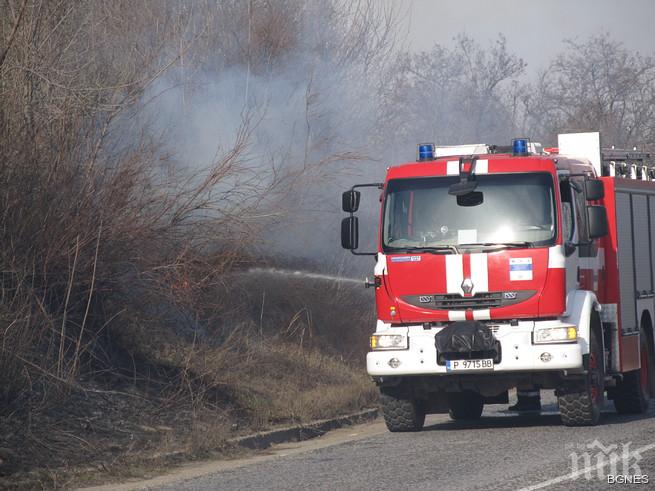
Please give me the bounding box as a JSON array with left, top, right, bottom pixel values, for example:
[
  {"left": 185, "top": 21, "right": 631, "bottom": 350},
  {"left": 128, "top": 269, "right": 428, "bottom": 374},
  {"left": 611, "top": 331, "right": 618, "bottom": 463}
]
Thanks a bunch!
[{"left": 386, "top": 153, "right": 595, "bottom": 181}]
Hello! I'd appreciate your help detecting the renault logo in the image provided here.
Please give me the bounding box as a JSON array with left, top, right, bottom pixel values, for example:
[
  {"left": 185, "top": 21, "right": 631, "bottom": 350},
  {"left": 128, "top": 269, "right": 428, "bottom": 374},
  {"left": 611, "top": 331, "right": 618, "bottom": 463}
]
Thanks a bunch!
[{"left": 461, "top": 278, "right": 474, "bottom": 295}]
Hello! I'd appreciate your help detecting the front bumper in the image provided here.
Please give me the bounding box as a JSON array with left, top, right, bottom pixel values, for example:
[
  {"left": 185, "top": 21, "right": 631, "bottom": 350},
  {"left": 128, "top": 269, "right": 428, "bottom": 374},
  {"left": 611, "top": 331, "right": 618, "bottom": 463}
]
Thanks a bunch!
[{"left": 366, "top": 320, "right": 583, "bottom": 376}]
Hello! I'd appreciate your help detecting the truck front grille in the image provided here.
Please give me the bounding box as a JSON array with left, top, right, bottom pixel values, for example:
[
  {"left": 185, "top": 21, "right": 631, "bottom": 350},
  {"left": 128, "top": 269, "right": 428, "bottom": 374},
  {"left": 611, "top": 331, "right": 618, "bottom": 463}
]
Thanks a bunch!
[
  {"left": 432, "top": 292, "right": 503, "bottom": 310},
  {"left": 400, "top": 290, "right": 535, "bottom": 311}
]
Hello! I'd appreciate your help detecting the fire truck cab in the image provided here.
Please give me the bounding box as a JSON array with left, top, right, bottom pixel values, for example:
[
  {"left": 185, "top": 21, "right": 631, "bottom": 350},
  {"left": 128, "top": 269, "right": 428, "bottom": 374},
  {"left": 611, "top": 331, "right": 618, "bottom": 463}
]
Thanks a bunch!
[{"left": 341, "top": 132, "right": 655, "bottom": 430}]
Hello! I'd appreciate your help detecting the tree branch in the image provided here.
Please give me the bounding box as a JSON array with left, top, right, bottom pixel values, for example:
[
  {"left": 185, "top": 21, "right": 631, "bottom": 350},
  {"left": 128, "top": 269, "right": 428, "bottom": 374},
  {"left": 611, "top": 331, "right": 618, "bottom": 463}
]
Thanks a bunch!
[{"left": 0, "top": 0, "right": 28, "bottom": 70}]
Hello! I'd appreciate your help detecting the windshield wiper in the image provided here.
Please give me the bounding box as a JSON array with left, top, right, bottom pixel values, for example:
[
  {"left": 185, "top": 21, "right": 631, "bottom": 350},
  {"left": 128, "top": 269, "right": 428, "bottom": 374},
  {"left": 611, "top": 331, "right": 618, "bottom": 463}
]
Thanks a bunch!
[
  {"left": 458, "top": 241, "right": 533, "bottom": 250},
  {"left": 387, "top": 245, "right": 459, "bottom": 255}
]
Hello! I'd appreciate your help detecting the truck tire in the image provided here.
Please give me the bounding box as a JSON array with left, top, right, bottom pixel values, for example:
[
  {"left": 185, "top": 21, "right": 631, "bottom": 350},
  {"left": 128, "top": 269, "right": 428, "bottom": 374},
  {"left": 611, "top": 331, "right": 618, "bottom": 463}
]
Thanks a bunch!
[
  {"left": 447, "top": 391, "right": 484, "bottom": 420},
  {"left": 379, "top": 390, "right": 426, "bottom": 432},
  {"left": 613, "top": 329, "right": 652, "bottom": 414},
  {"left": 558, "top": 320, "right": 604, "bottom": 426}
]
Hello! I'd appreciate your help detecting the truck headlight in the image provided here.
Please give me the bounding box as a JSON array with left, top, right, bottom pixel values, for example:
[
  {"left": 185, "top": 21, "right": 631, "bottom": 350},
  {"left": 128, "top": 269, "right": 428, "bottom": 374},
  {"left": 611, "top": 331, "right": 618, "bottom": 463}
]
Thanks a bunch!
[
  {"left": 533, "top": 325, "right": 577, "bottom": 344},
  {"left": 370, "top": 333, "right": 408, "bottom": 350}
]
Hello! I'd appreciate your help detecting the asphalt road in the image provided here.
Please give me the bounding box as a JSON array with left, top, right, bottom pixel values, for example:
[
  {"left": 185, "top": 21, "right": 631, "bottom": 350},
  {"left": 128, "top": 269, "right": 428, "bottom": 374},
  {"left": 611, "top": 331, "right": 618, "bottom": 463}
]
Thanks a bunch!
[{"left": 101, "top": 394, "right": 655, "bottom": 491}]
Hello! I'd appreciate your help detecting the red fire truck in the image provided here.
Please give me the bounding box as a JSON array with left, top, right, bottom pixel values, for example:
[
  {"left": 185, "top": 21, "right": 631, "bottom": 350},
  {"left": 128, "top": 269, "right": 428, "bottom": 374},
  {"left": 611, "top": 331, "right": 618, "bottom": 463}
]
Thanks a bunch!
[{"left": 341, "top": 132, "right": 655, "bottom": 430}]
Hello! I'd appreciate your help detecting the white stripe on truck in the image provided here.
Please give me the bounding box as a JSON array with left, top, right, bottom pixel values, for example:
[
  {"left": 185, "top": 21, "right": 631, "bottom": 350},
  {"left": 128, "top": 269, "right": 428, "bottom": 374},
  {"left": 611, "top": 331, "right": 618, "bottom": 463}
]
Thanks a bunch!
[
  {"left": 470, "top": 253, "right": 489, "bottom": 294},
  {"left": 446, "top": 254, "right": 464, "bottom": 294}
]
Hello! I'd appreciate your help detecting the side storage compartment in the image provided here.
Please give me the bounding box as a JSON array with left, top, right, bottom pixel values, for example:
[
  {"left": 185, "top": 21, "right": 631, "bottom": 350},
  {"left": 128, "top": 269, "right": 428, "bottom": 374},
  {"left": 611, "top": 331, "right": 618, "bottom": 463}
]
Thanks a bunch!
[
  {"left": 610, "top": 180, "right": 655, "bottom": 411},
  {"left": 615, "top": 191, "right": 637, "bottom": 337}
]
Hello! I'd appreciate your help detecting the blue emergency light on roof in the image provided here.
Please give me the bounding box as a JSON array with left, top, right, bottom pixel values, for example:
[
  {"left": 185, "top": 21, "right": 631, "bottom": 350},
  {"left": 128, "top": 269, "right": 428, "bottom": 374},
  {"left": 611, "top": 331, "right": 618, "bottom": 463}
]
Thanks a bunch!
[
  {"left": 512, "top": 138, "right": 529, "bottom": 156},
  {"left": 417, "top": 143, "right": 435, "bottom": 161}
]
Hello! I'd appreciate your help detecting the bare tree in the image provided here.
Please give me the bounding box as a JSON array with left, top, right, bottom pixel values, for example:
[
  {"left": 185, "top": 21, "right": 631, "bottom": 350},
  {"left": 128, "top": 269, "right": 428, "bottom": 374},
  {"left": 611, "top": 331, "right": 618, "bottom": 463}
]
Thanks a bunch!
[
  {"left": 377, "top": 34, "right": 526, "bottom": 161},
  {"left": 0, "top": 0, "right": 271, "bottom": 399},
  {"left": 523, "top": 35, "right": 655, "bottom": 148}
]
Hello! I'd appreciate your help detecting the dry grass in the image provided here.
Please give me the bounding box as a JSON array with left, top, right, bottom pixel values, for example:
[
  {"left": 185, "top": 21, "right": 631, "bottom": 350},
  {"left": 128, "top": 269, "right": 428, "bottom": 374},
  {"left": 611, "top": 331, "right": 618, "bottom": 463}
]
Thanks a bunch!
[
  {"left": 106, "top": 269, "right": 377, "bottom": 430},
  {"left": 227, "top": 342, "right": 376, "bottom": 425},
  {"left": 0, "top": 326, "right": 376, "bottom": 488},
  {"left": 0, "top": 268, "right": 378, "bottom": 487}
]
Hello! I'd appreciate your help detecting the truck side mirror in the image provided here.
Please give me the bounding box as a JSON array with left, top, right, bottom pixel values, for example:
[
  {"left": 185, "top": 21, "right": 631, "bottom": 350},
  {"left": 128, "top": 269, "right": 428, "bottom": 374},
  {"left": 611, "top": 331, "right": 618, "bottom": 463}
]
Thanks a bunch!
[
  {"left": 585, "top": 179, "right": 604, "bottom": 201},
  {"left": 341, "top": 216, "right": 359, "bottom": 250},
  {"left": 342, "top": 190, "right": 361, "bottom": 213},
  {"left": 587, "top": 205, "right": 608, "bottom": 239}
]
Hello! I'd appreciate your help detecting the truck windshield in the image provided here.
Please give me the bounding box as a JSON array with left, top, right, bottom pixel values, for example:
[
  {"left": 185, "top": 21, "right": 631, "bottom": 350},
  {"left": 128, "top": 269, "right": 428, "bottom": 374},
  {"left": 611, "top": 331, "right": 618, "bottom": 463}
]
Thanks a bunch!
[{"left": 383, "top": 173, "right": 556, "bottom": 251}]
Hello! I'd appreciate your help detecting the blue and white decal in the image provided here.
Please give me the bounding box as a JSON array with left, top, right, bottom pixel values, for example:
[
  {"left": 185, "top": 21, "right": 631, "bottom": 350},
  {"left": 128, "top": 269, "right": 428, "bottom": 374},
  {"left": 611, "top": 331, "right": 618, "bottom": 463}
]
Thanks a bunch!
[{"left": 510, "top": 257, "right": 533, "bottom": 281}]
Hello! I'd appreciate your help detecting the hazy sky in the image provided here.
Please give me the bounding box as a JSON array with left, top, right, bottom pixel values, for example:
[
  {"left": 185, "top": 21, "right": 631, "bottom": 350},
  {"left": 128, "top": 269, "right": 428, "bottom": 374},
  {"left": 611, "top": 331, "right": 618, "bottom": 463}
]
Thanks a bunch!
[{"left": 406, "top": 0, "right": 655, "bottom": 73}]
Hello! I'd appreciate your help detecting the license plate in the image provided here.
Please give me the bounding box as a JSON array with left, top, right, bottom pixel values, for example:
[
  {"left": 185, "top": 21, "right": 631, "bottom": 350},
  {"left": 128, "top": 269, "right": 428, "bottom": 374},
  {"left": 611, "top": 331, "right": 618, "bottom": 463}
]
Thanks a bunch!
[{"left": 446, "top": 358, "right": 494, "bottom": 372}]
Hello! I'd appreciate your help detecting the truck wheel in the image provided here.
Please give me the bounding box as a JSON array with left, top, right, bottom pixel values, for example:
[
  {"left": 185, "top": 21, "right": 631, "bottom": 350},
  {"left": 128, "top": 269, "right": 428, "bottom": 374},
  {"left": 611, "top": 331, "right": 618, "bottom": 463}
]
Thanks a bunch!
[
  {"left": 379, "top": 390, "right": 426, "bottom": 432},
  {"left": 447, "top": 391, "right": 484, "bottom": 420},
  {"left": 613, "top": 329, "right": 652, "bottom": 414},
  {"left": 558, "top": 321, "right": 604, "bottom": 426}
]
